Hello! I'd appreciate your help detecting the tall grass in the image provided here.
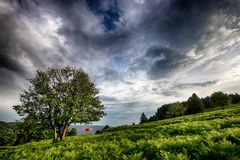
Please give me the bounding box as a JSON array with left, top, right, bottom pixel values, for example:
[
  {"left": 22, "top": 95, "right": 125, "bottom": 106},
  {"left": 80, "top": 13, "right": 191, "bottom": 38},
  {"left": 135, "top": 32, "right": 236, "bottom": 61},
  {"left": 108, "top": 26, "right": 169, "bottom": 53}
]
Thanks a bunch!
[{"left": 1, "top": 105, "right": 240, "bottom": 160}]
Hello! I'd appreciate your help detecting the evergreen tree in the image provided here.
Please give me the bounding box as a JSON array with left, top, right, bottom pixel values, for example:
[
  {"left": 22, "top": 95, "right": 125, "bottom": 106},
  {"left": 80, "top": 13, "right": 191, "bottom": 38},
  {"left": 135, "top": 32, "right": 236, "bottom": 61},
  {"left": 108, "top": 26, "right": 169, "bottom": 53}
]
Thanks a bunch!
[
  {"left": 103, "top": 125, "right": 110, "bottom": 130},
  {"left": 140, "top": 112, "right": 148, "bottom": 124},
  {"left": 202, "top": 96, "right": 214, "bottom": 108},
  {"left": 186, "top": 93, "right": 204, "bottom": 114},
  {"left": 148, "top": 115, "right": 158, "bottom": 122},
  {"left": 155, "top": 104, "right": 169, "bottom": 120},
  {"left": 229, "top": 93, "right": 240, "bottom": 104}
]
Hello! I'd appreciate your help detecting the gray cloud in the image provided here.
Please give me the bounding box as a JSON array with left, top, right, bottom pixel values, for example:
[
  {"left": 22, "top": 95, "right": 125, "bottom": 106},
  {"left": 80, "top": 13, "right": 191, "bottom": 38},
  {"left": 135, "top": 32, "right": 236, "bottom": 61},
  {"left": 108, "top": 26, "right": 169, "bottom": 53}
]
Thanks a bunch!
[
  {"left": 161, "top": 90, "right": 183, "bottom": 97},
  {"left": 43, "top": 0, "right": 134, "bottom": 62},
  {"left": 147, "top": 46, "right": 189, "bottom": 79},
  {"left": 139, "top": 0, "right": 240, "bottom": 48},
  {"left": 0, "top": 9, "right": 28, "bottom": 77},
  {"left": 100, "top": 95, "right": 118, "bottom": 102},
  {"left": 0, "top": 0, "right": 240, "bottom": 126},
  {"left": 175, "top": 80, "right": 219, "bottom": 89},
  {"left": 129, "top": 46, "right": 193, "bottom": 80}
]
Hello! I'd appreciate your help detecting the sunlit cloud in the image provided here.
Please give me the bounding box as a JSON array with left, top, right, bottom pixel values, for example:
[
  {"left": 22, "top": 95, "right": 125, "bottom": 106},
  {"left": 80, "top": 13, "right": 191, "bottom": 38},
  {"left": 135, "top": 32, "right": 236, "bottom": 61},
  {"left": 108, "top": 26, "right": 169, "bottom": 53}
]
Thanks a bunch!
[{"left": 0, "top": 0, "right": 240, "bottom": 126}]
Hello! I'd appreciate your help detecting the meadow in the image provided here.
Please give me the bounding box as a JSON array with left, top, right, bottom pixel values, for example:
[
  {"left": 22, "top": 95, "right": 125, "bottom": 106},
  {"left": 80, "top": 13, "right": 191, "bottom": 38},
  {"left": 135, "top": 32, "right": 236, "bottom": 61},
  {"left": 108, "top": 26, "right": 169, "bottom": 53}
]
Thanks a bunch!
[{"left": 1, "top": 104, "right": 240, "bottom": 160}]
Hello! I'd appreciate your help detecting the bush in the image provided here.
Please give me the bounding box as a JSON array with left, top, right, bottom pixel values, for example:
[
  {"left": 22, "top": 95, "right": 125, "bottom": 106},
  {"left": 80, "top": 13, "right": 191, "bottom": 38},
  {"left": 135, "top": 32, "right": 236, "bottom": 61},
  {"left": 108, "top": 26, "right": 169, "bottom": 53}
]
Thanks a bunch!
[{"left": 67, "top": 128, "right": 78, "bottom": 136}]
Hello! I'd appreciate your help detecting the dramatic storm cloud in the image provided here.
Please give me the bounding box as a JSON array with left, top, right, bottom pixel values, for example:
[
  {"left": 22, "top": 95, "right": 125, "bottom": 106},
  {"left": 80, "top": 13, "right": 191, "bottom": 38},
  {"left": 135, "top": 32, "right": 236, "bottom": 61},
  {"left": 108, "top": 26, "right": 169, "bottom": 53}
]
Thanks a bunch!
[{"left": 0, "top": 0, "right": 240, "bottom": 126}]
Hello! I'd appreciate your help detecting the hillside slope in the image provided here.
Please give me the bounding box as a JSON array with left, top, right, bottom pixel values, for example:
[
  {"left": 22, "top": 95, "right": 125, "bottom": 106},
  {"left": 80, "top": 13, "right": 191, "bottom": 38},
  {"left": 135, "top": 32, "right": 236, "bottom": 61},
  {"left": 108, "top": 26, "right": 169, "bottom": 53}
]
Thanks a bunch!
[{"left": 1, "top": 105, "right": 240, "bottom": 160}]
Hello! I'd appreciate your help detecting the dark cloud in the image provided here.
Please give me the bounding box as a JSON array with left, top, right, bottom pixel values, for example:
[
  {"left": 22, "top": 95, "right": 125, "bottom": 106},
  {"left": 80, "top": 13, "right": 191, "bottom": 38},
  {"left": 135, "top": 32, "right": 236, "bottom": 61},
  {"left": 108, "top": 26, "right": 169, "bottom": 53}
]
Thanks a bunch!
[
  {"left": 141, "top": 0, "right": 239, "bottom": 49},
  {"left": 0, "top": 68, "right": 21, "bottom": 90},
  {"left": 128, "top": 0, "right": 240, "bottom": 80},
  {"left": 86, "top": 0, "right": 122, "bottom": 31},
  {"left": 0, "top": 0, "right": 69, "bottom": 110},
  {"left": 130, "top": 46, "right": 191, "bottom": 79},
  {"left": 160, "top": 80, "right": 218, "bottom": 97},
  {"left": 0, "top": 11, "right": 26, "bottom": 76},
  {"left": 42, "top": 0, "right": 133, "bottom": 61},
  {"left": 175, "top": 80, "right": 219, "bottom": 89},
  {"left": 1, "top": 0, "right": 240, "bottom": 126},
  {"left": 155, "top": 80, "right": 219, "bottom": 97},
  {"left": 161, "top": 90, "right": 182, "bottom": 97},
  {"left": 100, "top": 95, "right": 117, "bottom": 102},
  {"left": 147, "top": 46, "right": 189, "bottom": 79}
]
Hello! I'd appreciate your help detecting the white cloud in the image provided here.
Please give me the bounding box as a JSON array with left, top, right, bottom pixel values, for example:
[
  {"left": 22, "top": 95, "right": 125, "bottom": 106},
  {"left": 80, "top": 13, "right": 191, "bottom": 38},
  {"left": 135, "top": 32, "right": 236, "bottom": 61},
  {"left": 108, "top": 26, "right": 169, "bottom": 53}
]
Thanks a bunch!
[{"left": 1, "top": 0, "right": 240, "bottom": 126}]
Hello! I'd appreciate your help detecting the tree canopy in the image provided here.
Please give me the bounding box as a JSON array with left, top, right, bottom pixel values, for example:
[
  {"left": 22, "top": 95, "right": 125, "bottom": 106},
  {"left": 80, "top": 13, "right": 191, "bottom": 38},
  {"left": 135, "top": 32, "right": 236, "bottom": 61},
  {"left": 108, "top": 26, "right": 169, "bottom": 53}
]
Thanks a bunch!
[
  {"left": 211, "top": 91, "right": 232, "bottom": 109},
  {"left": 13, "top": 66, "right": 105, "bottom": 141},
  {"left": 140, "top": 112, "right": 148, "bottom": 124},
  {"left": 186, "top": 93, "right": 204, "bottom": 114},
  {"left": 229, "top": 93, "right": 240, "bottom": 104}
]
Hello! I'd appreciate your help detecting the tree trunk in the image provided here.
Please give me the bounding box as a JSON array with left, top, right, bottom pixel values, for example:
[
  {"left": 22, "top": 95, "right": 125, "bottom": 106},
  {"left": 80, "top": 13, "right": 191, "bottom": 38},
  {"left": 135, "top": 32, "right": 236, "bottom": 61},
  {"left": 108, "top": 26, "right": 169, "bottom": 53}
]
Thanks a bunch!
[
  {"left": 54, "top": 127, "right": 57, "bottom": 141},
  {"left": 61, "top": 125, "right": 68, "bottom": 141}
]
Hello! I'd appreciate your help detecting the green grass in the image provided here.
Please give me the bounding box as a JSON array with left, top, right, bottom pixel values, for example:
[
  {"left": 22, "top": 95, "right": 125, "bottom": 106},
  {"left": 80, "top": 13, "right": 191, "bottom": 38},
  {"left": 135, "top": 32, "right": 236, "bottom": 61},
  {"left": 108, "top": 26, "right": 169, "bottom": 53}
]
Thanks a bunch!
[{"left": 1, "top": 105, "right": 240, "bottom": 160}]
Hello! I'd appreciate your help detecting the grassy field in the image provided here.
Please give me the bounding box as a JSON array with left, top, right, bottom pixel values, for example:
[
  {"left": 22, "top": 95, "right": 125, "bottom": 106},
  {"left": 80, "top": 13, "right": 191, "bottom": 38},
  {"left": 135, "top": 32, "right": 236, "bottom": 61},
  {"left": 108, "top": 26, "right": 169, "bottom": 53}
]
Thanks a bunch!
[{"left": 1, "top": 104, "right": 240, "bottom": 160}]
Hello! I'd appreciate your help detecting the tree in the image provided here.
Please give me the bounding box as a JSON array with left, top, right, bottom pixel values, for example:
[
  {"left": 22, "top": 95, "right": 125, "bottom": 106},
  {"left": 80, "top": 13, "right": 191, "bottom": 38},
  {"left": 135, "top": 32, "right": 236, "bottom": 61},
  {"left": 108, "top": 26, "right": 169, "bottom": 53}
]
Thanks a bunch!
[
  {"left": 67, "top": 128, "right": 78, "bottom": 136},
  {"left": 103, "top": 125, "right": 110, "bottom": 130},
  {"left": 211, "top": 91, "right": 232, "bottom": 109},
  {"left": 13, "top": 66, "right": 105, "bottom": 141},
  {"left": 155, "top": 104, "right": 169, "bottom": 120},
  {"left": 148, "top": 115, "right": 158, "bottom": 122},
  {"left": 186, "top": 93, "right": 204, "bottom": 114},
  {"left": 0, "top": 121, "right": 17, "bottom": 146},
  {"left": 202, "top": 96, "right": 214, "bottom": 108},
  {"left": 140, "top": 112, "right": 148, "bottom": 124},
  {"left": 95, "top": 130, "right": 102, "bottom": 134},
  {"left": 229, "top": 93, "right": 240, "bottom": 104},
  {"left": 166, "top": 102, "right": 184, "bottom": 118},
  {"left": 14, "top": 118, "right": 53, "bottom": 145}
]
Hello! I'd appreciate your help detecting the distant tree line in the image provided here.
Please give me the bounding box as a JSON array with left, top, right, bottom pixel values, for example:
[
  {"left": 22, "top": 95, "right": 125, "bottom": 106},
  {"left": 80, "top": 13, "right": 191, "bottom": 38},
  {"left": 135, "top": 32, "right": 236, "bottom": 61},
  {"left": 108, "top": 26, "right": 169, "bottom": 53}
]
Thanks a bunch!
[
  {"left": 0, "top": 119, "right": 78, "bottom": 146},
  {"left": 95, "top": 125, "right": 110, "bottom": 134},
  {"left": 140, "top": 91, "right": 240, "bottom": 124}
]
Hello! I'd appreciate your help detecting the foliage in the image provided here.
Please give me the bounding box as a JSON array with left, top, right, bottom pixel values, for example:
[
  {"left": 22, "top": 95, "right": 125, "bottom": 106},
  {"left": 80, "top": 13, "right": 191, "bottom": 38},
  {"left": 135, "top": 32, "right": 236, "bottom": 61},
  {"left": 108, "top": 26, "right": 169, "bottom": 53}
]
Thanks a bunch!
[
  {"left": 13, "top": 66, "right": 105, "bottom": 141},
  {"left": 0, "top": 120, "right": 52, "bottom": 146},
  {"left": 95, "top": 130, "right": 102, "bottom": 134},
  {"left": 149, "top": 102, "right": 184, "bottom": 122},
  {"left": 155, "top": 104, "right": 169, "bottom": 120},
  {"left": 229, "top": 93, "right": 240, "bottom": 104},
  {"left": 166, "top": 102, "right": 184, "bottom": 118},
  {"left": 67, "top": 128, "right": 78, "bottom": 136},
  {"left": 95, "top": 125, "right": 110, "bottom": 134},
  {"left": 186, "top": 93, "right": 204, "bottom": 114},
  {"left": 147, "top": 92, "right": 235, "bottom": 124},
  {"left": 0, "top": 122, "right": 17, "bottom": 146},
  {"left": 148, "top": 115, "right": 158, "bottom": 122},
  {"left": 202, "top": 96, "right": 214, "bottom": 108},
  {"left": 14, "top": 118, "right": 53, "bottom": 145},
  {"left": 140, "top": 113, "right": 148, "bottom": 124},
  {"left": 1, "top": 105, "right": 240, "bottom": 160},
  {"left": 103, "top": 125, "right": 110, "bottom": 130},
  {"left": 211, "top": 92, "right": 232, "bottom": 109}
]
